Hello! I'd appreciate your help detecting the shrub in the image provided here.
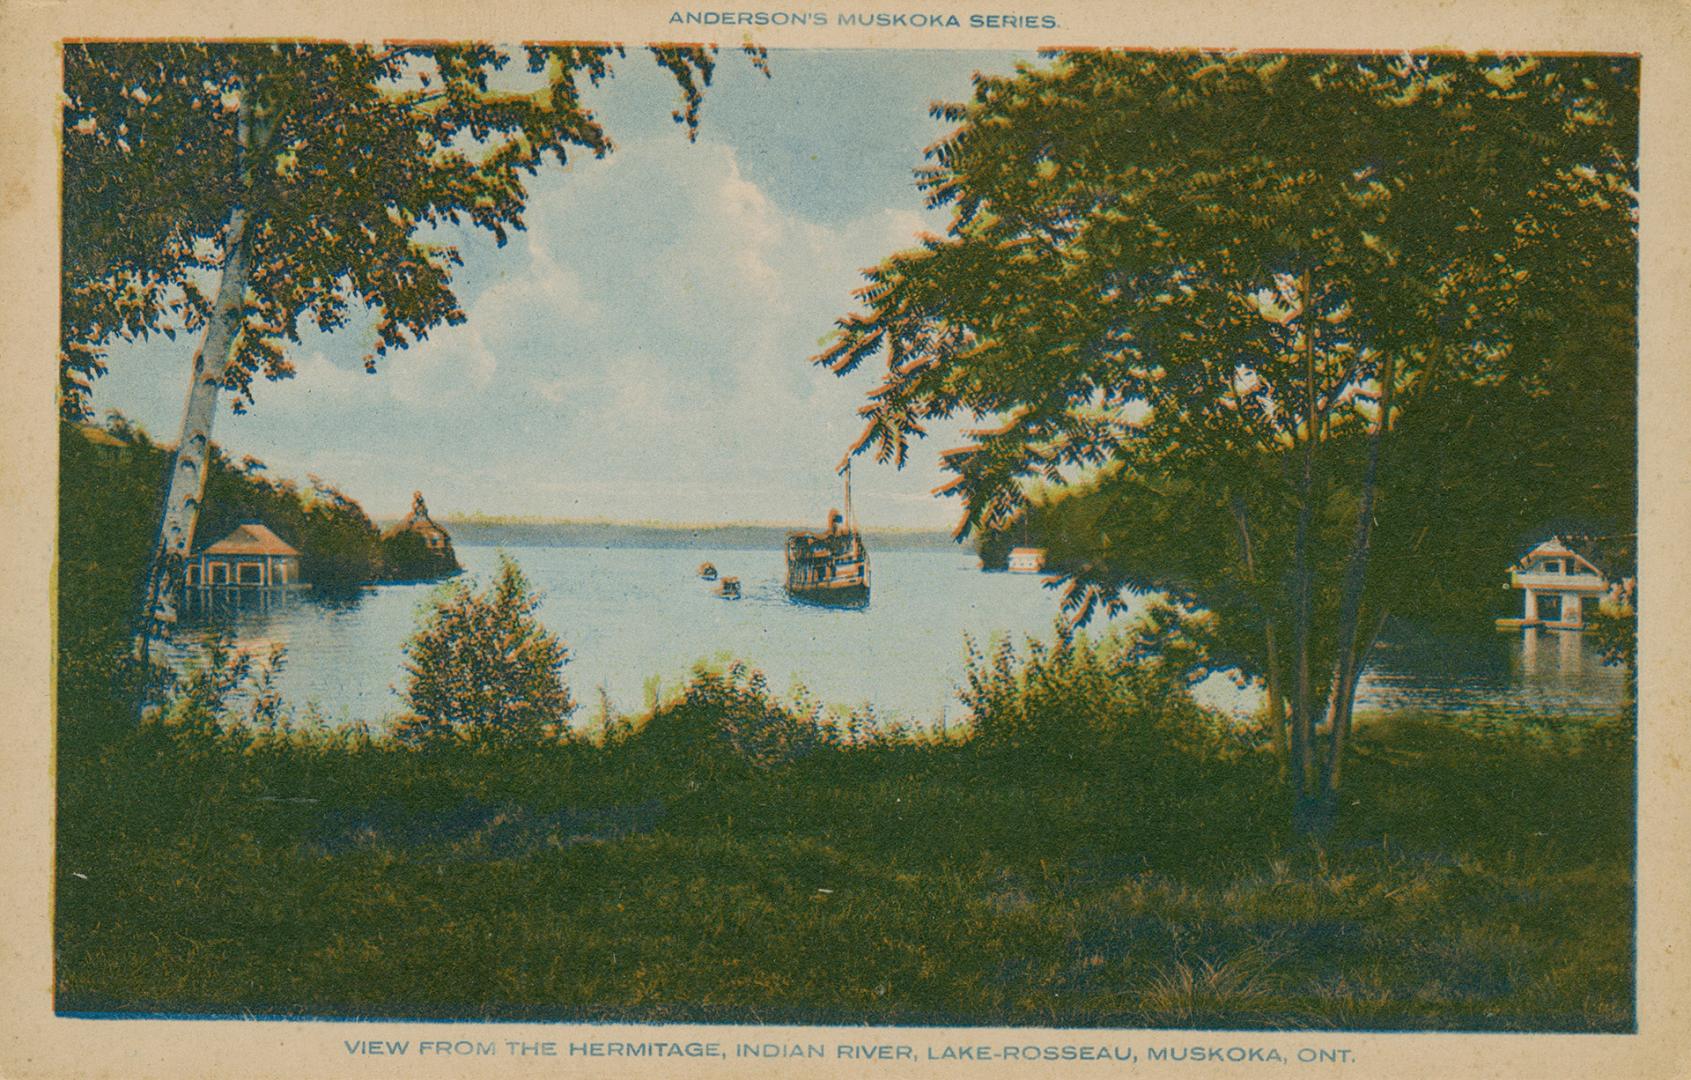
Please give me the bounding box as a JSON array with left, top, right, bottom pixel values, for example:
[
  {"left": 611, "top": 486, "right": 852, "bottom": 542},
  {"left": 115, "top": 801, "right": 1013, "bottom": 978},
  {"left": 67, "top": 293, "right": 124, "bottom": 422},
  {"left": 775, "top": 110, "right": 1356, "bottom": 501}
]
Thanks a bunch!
[
  {"left": 1588, "top": 599, "right": 1637, "bottom": 725},
  {"left": 142, "top": 632, "right": 294, "bottom": 761},
  {"left": 394, "top": 554, "right": 575, "bottom": 744},
  {"left": 614, "top": 660, "right": 843, "bottom": 772},
  {"left": 677, "top": 661, "right": 838, "bottom": 767},
  {"left": 960, "top": 608, "right": 1248, "bottom": 765}
]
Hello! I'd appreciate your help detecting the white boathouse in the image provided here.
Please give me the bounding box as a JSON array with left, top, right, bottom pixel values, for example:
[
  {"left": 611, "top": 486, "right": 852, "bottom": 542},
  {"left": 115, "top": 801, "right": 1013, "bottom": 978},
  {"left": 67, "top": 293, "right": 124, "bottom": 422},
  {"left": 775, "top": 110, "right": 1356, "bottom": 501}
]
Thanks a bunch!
[
  {"left": 1496, "top": 536, "right": 1618, "bottom": 631},
  {"left": 184, "top": 522, "right": 303, "bottom": 589}
]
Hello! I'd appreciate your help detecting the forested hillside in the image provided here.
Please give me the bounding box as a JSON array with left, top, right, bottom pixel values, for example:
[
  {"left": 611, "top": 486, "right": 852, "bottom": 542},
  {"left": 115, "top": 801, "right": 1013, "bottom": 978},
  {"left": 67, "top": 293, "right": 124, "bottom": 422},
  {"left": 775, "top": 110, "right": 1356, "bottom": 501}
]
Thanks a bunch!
[{"left": 58, "top": 415, "right": 458, "bottom": 711}]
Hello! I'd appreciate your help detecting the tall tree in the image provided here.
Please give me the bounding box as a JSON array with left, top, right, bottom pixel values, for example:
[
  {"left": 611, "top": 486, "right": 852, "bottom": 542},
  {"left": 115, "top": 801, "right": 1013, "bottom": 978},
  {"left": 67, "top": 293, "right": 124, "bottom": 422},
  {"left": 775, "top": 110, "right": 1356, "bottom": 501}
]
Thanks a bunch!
[
  {"left": 62, "top": 41, "right": 766, "bottom": 643},
  {"left": 819, "top": 51, "right": 1636, "bottom": 828}
]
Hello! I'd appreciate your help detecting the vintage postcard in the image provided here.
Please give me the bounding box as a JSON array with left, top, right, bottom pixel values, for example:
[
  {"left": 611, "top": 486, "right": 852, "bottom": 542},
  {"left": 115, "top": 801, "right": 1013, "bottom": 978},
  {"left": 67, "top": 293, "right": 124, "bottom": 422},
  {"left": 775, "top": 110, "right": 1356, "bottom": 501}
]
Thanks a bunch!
[{"left": 2, "top": 0, "right": 1688, "bottom": 1076}]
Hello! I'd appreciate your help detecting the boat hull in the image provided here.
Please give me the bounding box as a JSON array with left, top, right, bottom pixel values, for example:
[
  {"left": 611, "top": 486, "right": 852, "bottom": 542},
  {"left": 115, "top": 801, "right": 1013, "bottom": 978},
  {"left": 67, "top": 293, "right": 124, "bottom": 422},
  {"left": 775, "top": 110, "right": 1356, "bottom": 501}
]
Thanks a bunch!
[{"left": 786, "top": 581, "right": 869, "bottom": 608}]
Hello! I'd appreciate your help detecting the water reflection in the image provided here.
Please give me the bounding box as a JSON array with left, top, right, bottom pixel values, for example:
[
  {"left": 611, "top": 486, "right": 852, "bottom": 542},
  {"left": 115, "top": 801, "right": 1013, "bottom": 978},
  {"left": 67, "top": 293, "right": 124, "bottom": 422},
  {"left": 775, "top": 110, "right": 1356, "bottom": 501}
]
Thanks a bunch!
[{"left": 1356, "top": 623, "right": 1623, "bottom": 717}]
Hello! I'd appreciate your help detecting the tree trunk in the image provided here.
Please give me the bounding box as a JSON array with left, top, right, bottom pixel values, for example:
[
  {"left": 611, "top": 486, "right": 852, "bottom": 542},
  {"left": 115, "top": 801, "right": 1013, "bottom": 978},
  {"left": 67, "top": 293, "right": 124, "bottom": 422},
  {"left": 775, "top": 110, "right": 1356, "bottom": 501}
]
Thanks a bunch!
[
  {"left": 135, "top": 78, "right": 264, "bottom": 664},
  {"left": 139, "top": 219, "right": 253, "bottom": 622},
  {"left": 1319, "top": 351, "right": 1397, "bottom": 801},
  {"left": 1230, "top": 493, "right": 1288, "bottom": 771},
  {"left": 1264, "top": 622, "right": 1287, "bottom": 765},
  {"left": 1290, "top": 269, "right": 1319, "bottom": 811},
  {"left": 1337, "top": 606, "right": 1391, "bottom": 741}
]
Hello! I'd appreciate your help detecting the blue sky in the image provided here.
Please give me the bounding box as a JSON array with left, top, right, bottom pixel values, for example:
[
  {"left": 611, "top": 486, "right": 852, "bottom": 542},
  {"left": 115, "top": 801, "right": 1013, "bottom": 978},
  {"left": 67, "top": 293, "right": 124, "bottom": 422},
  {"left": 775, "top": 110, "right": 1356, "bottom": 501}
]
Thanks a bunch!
[{"left": 89, "top": 49, "right": 1033, "bottom": 528}]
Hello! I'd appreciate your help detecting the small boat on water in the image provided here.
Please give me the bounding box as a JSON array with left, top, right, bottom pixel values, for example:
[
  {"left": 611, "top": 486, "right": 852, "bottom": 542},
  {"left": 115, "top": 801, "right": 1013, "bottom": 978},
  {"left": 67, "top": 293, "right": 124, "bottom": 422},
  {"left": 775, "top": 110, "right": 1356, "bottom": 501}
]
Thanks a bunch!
[
  {"left": 698, "top": 562, "right": 718, "bottom": 581},
  {"left": 718, "top": 576, "right": 742, "bottom": 599},
  {"left": 785, "top": 465, "right": 870, "bottom": 608}
]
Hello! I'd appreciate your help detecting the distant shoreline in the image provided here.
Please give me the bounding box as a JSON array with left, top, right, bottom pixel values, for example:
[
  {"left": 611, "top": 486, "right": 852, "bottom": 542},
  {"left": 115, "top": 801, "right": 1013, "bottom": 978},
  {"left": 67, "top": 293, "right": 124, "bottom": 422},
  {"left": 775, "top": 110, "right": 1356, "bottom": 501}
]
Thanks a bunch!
[{"left": 419, "top": 517, "right": 965, "bottom": 553}]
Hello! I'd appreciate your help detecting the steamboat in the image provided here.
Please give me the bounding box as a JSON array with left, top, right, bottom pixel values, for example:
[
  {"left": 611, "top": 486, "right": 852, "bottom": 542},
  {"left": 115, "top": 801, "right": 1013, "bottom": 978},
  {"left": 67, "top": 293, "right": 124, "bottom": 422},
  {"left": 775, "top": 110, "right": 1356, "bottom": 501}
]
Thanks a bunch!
[{"left": 785, "top": 465, "right": 870, "bottom": 607}]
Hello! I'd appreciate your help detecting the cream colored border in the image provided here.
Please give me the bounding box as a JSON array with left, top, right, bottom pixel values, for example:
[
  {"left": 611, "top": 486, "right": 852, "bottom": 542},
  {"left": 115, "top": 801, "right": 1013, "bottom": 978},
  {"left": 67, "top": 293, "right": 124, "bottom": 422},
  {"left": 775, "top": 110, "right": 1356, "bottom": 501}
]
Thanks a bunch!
[{"left": 3, "top": 1, "right": 1687, "bottom": 1077}]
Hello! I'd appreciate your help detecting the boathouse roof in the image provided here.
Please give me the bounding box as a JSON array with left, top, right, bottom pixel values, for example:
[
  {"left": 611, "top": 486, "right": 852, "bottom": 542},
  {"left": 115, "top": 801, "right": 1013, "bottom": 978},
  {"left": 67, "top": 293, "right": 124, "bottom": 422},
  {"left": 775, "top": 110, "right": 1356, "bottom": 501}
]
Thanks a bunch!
[
  {"left": 1515, "top": 534, "right": 1630, "bottom": 579},
  {"left": 200, "top": 522, "right": 299, "bottom": 557}
]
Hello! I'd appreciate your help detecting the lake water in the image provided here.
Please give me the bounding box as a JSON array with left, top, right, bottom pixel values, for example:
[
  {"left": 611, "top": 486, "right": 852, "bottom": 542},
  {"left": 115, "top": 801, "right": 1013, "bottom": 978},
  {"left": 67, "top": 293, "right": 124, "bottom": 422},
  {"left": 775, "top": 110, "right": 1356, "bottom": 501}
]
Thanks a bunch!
[{"left": 171, "top": 544, "right": 1626, "bottom": 728}]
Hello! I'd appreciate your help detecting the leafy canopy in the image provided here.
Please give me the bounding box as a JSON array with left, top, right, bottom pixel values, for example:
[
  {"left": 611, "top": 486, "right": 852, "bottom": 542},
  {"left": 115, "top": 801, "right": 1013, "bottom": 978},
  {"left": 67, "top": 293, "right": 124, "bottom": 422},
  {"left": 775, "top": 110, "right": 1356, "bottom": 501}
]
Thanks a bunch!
[
  {"left": 61, "top": 41, "right": 768, "bottom": 418},
  {"left": 820, "top": 50, "right": 1636, "bottom": 640},
  {"left": 822, "top": 50, "right": 1635, "bottom": 531}
]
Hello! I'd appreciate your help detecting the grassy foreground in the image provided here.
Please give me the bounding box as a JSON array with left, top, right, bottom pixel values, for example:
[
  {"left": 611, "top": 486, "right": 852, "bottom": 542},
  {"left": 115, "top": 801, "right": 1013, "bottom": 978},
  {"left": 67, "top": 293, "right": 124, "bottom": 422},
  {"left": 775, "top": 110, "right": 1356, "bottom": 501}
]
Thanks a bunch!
[{"left": 55, "top": 659, "right": 1633, "bottom": 1030}]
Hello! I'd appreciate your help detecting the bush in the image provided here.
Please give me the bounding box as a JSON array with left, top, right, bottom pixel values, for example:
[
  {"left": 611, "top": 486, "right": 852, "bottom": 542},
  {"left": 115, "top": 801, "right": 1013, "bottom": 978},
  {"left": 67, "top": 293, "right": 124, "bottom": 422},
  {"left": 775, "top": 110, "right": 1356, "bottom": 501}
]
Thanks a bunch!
[
  {"left": 1589, "top": 599, "right": 1637, "bottom": 725},
  {"left": 961, "top": 608, "right": 1251, "bottom": 765},
  {"left": 608, "top": 660, "right": 860, "bottom": 777},
  {"left": 675, "top": 661, "right": 840, "bottom": 767},
  {"left": 394, "top": 555, "right": 575, "bottom": 744},
  {"left": 159, "top": 632, "right": 290, "bottom": 736}
]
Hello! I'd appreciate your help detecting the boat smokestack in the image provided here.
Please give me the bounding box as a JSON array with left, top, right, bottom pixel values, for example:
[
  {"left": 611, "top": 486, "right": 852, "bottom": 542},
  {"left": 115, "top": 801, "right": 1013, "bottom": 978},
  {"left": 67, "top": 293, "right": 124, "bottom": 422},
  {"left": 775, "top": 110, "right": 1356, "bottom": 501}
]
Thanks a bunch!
[{"left": 842, "top": 461, "right": 854, "bottom": 531}]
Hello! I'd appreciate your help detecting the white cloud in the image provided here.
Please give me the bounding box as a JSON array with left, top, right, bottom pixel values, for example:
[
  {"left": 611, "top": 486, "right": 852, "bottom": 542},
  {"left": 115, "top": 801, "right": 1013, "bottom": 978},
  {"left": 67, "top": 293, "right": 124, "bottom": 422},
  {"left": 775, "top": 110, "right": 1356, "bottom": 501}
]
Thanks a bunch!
[
  {"left": 287, "top": 350, "right": 371, "bottom": 401},
  {"left": 442, "top": 136, "right": 952, "bottom": 524},
  {"left": 91, "top": 115, "right": 965, "bottom": 527}
]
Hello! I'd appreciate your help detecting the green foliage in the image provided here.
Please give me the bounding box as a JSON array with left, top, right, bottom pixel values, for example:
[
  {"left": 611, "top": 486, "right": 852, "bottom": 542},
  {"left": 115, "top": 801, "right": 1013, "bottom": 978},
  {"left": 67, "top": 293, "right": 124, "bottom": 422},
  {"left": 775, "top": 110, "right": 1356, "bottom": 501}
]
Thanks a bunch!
[
  {"left": 1589, "top": 600, "right": 1638, "bottom": 723},
  {"left": 1590, "top": 606, "right": 1637, "bottom": 676},
  {"left": 57, "top": 415, "right": 432, "bottom": 732},
  {"left": 961, "top": 611, "right": 1249, "bottom": 762},
  {"left": 665, "top": 662, "right": 838, "bottom": 767},
  {"left": 57, "top": 422, "right": 168, "bottom": 719},
  {"left": 60, "top": 413, "right": 392, "bottom": 596},
  {"left": 55, "top": 666, "right": 1633, "bottom": 1027},
  {"left": 820, "top": 51, "right": 1637, "bottom": 809},
  {"left": 198, "top": 454, "right": 387, "bottom": 591},
  {"left": 982, "top": 465, "right": 1343, "bottom": 677},
  {"left": 157, "top": 633, "right": 291, "bottom": 737},
  {"left": 380, "top": 528, "right": 461, "bottom": 583},
  {"left": 1370, "top": 355, "right": 1636, "bottom": 631},
  {"left": 395, "top": 555, "right": 576, "bottom": 745},
  {"left": 60, "top": 41, "right": 768, "bottom": 418},
  {"left": 824, "top": 52, "right": 1634, "bottom": 532},
  {"left": 623, "top": 660, "right": 896, "bottom": 775}
]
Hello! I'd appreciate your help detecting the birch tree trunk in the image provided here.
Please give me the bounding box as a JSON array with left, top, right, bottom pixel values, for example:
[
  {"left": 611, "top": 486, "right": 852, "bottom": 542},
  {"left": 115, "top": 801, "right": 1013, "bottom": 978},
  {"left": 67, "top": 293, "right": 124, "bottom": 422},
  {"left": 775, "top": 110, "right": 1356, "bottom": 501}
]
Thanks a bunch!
[
  {"left": 135, "top": 80, "right": 263, "bottom": 648},
  {"left": 139, "top": 214, "right": 253, "bottom": 623}
]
